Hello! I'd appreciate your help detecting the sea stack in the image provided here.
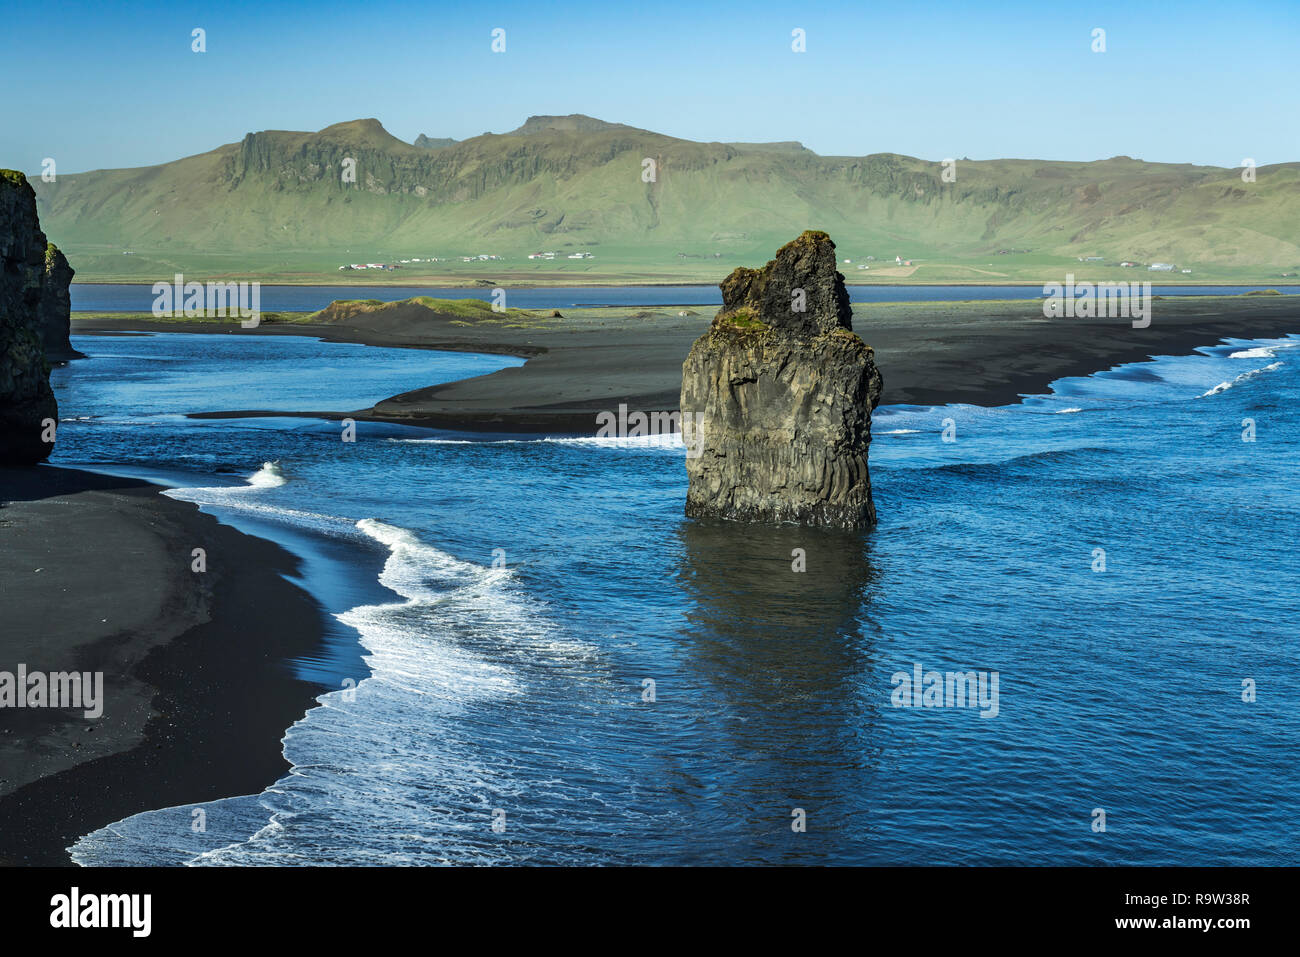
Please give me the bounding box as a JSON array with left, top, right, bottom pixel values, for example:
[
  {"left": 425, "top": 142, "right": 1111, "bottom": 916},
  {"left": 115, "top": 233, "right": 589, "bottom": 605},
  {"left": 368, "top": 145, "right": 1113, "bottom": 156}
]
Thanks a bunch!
[
  {"left": 0, "top": 170, "right": 60, "bottom": 464},
  {"left": 40, "top": 242, "right": 81, "bottom": 362},
  {"left": 680, "top": 230, "right": 883, "bottom": 528}
]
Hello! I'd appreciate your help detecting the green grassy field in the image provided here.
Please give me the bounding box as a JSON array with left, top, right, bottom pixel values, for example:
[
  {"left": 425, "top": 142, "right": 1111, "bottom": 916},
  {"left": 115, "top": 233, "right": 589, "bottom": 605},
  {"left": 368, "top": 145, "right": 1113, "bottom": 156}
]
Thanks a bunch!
[{"left": 62, "top": 249, "right": 1297, "bottom": 286}]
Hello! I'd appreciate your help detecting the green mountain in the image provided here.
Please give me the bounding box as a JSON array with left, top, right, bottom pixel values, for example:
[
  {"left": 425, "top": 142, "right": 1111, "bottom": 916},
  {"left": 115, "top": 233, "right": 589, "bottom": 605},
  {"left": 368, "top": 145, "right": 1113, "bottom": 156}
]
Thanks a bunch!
[{"left": 29, "top": 114, "right": 1300, "bottom": 283}]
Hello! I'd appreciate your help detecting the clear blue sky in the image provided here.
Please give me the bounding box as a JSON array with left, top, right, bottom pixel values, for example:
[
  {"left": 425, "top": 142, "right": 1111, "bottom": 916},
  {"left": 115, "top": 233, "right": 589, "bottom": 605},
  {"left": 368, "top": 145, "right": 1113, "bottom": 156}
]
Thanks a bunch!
[{"left": 3, "top": 0, "right": 1297, "bottom": 173}]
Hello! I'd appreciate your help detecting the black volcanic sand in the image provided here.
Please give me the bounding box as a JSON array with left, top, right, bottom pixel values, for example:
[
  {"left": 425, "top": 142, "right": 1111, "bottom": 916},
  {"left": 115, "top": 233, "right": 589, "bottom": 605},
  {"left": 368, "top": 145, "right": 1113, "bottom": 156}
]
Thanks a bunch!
[
  {"left": 0, "top": 466, "right": 328, "bottom": 865},
  {"left": 74, "top": 294, "right": 1300, "bottom": 432}
]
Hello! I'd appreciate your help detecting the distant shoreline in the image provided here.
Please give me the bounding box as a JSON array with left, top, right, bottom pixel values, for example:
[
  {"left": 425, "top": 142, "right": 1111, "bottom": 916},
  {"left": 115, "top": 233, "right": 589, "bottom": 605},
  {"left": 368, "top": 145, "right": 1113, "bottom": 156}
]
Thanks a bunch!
[
  {"left": 71, "top": 293, "right": 1300, "bottom": 434},
  {"left": 69, "top": 278, "right": 1295, "bottom": 289}
]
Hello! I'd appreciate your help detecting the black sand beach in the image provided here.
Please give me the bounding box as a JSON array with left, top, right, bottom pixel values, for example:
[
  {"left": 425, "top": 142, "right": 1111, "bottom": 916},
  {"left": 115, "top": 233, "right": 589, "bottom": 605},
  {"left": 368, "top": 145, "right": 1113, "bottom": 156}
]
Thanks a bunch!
[
  {"left": 76, "top": 293, "right": 1300, "bottom": 431},
  {"left": 0, "top": 467, "right": 329, "bottom": 865}
]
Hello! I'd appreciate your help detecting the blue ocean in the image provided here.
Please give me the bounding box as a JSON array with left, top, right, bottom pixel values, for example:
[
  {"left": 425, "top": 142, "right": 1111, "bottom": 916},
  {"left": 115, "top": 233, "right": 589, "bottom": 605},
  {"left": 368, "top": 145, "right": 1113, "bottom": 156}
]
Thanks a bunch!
[{"left": 47, "top": 328, "right": 1299, "bottom": 865}]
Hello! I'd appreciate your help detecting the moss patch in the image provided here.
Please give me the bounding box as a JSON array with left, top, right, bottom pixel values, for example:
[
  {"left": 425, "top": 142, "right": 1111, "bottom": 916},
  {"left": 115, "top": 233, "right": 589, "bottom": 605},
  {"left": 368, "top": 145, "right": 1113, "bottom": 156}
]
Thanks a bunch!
[{"left": 720, "top": 307, "right": 769, "bottom": 331}]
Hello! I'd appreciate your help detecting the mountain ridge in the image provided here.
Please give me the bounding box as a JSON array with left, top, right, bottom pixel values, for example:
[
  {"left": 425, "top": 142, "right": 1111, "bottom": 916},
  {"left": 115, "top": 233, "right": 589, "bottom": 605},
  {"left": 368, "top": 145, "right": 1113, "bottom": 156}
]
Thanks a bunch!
[{"left": 28, "top": 116, "right": 1300, "bottom": 281}]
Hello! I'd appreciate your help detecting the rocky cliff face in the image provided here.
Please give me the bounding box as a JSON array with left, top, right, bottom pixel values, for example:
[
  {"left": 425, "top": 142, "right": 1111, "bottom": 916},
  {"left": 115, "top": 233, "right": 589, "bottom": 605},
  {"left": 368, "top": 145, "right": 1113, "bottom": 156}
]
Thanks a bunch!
[
  {"left": 39, "top": 242, "right": 79, "bottom": 361},
  {"left": 1, "top": 170, "right": 59, "bottom": 465},
  {"left": 681, "top": 230, "right": 882, "bottom": 528}
]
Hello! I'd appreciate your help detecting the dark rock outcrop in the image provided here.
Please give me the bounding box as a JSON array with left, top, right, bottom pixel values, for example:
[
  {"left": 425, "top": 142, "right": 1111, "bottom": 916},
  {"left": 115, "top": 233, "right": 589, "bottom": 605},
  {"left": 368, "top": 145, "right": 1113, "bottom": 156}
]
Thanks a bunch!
[
  {"left": 1, "top": 170, "right": 59, "bottom": 464},
  {"left": 413, "top": 134, "right": 457, "bottom": 150},
  {"left": 40, "top": 242, "right": 81, "bottom": 361},
  {"left": 680, "top": 230, "right": 883, "bottom": 528}
]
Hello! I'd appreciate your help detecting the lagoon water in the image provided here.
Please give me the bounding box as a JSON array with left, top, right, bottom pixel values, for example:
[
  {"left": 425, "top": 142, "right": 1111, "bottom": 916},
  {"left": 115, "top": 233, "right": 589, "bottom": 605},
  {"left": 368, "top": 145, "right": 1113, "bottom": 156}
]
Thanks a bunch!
[
  {"left": 71, "top": 283, "right": 1300, "bottom": 313},
  {"left": 50, "top": 331, "right": 1300, "bottom": 865}
]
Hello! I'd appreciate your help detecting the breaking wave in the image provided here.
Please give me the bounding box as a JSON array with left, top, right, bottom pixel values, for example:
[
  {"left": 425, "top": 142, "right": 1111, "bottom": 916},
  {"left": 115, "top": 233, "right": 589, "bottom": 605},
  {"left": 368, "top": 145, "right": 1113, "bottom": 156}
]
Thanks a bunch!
[{"left": 1199, "top": 362, "right": 1283, "bottom": 397}]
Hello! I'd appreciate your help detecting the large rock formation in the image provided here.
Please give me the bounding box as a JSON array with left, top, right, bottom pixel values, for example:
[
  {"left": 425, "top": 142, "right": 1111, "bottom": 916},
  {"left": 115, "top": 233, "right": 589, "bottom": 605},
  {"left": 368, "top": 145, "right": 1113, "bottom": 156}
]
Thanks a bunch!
[
  {"left": 1, "top": 170, "right": 59, "bottom": 464},
  {"left": 39, "top": 242, "right": 80, "bottom": 362},
  {"left": 681, "top": 230, "right": 883, "bottom": 528}
]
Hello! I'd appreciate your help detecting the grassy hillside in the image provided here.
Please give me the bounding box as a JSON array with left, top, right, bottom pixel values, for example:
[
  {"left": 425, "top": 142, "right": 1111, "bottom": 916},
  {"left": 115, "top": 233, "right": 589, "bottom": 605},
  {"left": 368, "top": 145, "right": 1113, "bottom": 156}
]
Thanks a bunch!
[{"left": 29, "top": 115, "right": 1300, "bottom": 284}]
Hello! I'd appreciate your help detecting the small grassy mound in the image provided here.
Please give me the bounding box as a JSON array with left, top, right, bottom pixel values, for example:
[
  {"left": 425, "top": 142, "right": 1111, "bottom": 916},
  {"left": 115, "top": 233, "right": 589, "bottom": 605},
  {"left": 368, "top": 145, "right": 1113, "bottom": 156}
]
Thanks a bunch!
[{"left": 310, "top": 295, "right": 542, "bottom": 325}]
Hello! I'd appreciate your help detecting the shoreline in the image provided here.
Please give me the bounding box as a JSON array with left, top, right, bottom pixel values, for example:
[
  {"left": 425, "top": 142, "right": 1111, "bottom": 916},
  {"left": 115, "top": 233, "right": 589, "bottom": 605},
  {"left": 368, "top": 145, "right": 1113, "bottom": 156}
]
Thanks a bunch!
[
  {"left": 70, "top": 278, "right": 1299, "bottom": 289},
  {"left": 73, "top": 294, "right": 1300, "bottom": 433},
  {"left": 0, "top": 466, "right": 331, "bottom": 865}
]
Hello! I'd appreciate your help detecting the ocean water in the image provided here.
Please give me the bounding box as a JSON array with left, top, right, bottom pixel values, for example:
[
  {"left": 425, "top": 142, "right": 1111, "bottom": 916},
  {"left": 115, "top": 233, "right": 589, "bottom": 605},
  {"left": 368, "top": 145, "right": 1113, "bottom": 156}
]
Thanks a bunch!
[
  {"left": 71, "top": 283, "right": 1300, "bottom": 313},
  {"left": 46, "top": 329, "right": 1300, "bottom": 866}
]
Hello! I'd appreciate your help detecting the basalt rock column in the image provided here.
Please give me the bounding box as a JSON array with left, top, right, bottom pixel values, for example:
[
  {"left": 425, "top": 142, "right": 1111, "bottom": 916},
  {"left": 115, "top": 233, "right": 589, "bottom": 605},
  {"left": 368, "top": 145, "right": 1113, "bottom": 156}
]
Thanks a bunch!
[
  {"left": 680, "top": 230, "right": 883, "bottom": 528},
  {"left": 40, "top": 242, "right": 80, "bottom": 362},
  {"left": 1, "top": 170, "right": 59, "bottom": 464}
]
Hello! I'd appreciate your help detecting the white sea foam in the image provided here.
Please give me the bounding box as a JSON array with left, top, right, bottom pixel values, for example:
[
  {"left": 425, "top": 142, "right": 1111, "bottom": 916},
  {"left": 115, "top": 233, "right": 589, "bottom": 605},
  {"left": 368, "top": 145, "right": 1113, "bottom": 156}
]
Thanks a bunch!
[
  {"left": 164, "top": 460, "right": 287, "bottom": 496},
  {"left": 1199, "top": 362, "right": 1283, "bottom": 397},
  {"left": 1054, "top": 408, "right": 1084, "bottom": 414},
  {"left": 161, "top": 461, "right": 355, "bottom": 535},
  {"left": 70, "top": 517, "right": 607, "bottom": 866},
  {"left": 384, "top": 437, "right": 474, "bottom": 444},
  {"left": 246, "top": 460, "right": 288, "bottom": 488},
  {"left": 1227, "top": 339, "right": 1300, "bottom": 360},
  {"left": 1227, "top": 347, "right": 1277, "bottom": 359},
  {"left": 544, "top": 433, "right": 683, "bottom": 451}
]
